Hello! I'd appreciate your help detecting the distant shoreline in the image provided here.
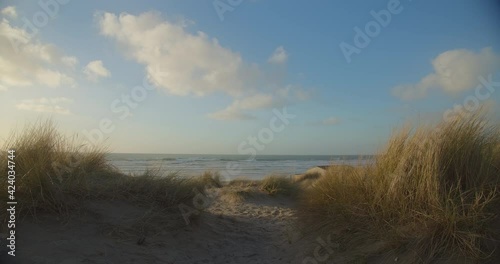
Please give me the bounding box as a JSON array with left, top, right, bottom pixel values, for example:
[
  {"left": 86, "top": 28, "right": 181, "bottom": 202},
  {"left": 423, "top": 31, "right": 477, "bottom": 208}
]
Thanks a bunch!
[{"left": 105, "top": 153, "right": 375, "bottom": 179}]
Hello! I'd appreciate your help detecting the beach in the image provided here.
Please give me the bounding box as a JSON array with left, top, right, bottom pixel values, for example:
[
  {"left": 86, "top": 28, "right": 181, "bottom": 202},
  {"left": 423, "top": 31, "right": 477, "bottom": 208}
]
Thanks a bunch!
[
  {"left": 1, "top": 114, "right": 500, "bottom": 264},
  {"left": 0, "top": 174, "right": 406, "bottom": 264},
  {"left": 2, "top": 0, "right": 500, "bottom": 262},
  {"left": 2, "top": 179, "right": 301, "bottom": 263}
]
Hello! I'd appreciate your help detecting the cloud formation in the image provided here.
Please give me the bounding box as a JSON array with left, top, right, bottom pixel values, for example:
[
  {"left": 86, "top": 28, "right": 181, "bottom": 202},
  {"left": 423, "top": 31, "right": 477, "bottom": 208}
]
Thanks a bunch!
[
  {"left": 16, "top": 97, "right": 73, "bottom": 115},
  {"left": 268, "top": 46, "right": 288, "bottom": 64},
  {"left": 0, "top": 18, "right": 76, "bottom": 90},
  {"left": 97, "top": 11, "right": 262, "bottom": 97},
  {"left": 1, "top": 6, "right": 17, "bottom": 19},
  {"left": 97, "top": 11, "right": 307, "bottom": 120},
  {"left": 208, "top": 85, "right": 310, "bottom": 120},
  {"left": 208, "top": 93, "right": 277, "bottom": 120},
  {"left": 393, "top": 47, "right": 500, "bottom": 100},
  {"left": 84, "top": 60, "right": 111, "bottom": 81}
]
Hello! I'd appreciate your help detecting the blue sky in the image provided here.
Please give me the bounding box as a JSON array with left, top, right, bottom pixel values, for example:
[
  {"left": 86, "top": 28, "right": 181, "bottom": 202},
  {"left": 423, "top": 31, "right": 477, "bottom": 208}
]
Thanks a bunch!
[{"left": 1, "top": 0, "right": 499, "bottom": 155}]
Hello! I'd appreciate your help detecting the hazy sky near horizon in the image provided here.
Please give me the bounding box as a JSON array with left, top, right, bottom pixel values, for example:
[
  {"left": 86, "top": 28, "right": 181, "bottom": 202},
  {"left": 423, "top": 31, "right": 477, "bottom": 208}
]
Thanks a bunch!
[{"left": 1, "top": 0, "right": 500, "bottom": 155}]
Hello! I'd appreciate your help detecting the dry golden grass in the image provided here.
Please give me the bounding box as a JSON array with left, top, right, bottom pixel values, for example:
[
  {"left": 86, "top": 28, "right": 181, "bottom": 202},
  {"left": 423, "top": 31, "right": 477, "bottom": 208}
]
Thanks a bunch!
[
  {"left": 0, "top": 120, "right": 113, "bottom": 218},
  {"left": 298, "top": 113, "right": 500, "bottom": 263},
  {"left": 103, "top": 171, "right": 207, "bottom": 207},
  {"left": 260, "top": 175, "right": 298, "bottom": 196},
  {"left": 293, "top": 171, "right": 322, "bottom": 184},
  {"left": 198, "top": 171, "right": 223, "bottom": 188},
  {"left": 227, "top": 178, "right": 260, "bottom": 188},
  {"left": 219, "top": 187, "right": 255, "bottom": 204},
  {"left": 0, "top": 121, "right": 214, "bottom": 222}
]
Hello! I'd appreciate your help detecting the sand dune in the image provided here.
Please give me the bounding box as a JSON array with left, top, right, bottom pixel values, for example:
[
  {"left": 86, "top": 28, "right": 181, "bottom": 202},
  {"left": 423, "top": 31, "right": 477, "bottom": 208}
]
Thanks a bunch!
[{"left": 3, "top": 185, "right": 305, "bottom": 264}]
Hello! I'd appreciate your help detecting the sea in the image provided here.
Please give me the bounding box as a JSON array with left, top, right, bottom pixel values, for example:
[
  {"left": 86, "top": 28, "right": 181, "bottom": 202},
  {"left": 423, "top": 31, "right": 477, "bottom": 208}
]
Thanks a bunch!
[{"left": 106, "top": 153, "right": 374, "bottom": 180}]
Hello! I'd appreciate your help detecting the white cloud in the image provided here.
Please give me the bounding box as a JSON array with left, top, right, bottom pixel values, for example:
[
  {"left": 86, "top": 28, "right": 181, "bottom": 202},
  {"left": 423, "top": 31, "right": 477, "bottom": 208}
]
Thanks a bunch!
[
  {"left": 233, "top": 93, "right": 275, "bottom": 109},
  {"left": 97, "top": 11, "right": 308, "bottom": 120},
  {"left": 208, "top": 86, "right": 309, "bottom": 120},
  {"left": 208, "top": 93, "right": 278, "bottom": 120},
  {"left": 0, "top": 18, "right": 76, "bottom": 90},
  {"left": 1, "top": 6, "right": 17, "bottom": 19},
  {"left": 322, "top": 117, "right": 340, "bottom": 125},
  {"left": 97, "top": 11, "right": 263, "bottom": 97},
  {"left": 393, "top": 47, "right": 500, "bottom": 100},
  {"left": 84, "top": 60, "right": 111, "bottom": 81},
  {"left": 61, "top": 56, "right": 78, "bottom": 68},
  {"left": 16, "top": 97, "right": 73, "bottom": 115},
  {"left": 36, "top": 68, "right": 75, "bottom": 88},
  {"left": 268, "top": 46, "right": 288, "bottom": 64}
]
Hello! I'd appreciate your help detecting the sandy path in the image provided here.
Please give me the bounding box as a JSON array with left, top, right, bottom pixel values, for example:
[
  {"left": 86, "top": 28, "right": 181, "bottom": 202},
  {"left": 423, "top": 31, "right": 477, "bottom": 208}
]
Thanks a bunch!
[
  {"left": 199, "top": 191, "right": 298, "bottom": 263},
  {"left": 1, "top": 187, "right": 303, "bottom": 264}
]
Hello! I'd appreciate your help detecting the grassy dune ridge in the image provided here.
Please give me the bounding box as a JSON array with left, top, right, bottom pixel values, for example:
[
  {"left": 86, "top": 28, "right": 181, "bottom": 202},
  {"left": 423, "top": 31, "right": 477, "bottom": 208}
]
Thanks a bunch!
[
  {"left": 260, "top": 175, "right": 299, "bottom": 196},
  {"left": 298, "top": 113, "right": 500, "bottom": 262},
  {"left": 0, "top": 121, "right": 214, "bottom": 221}
]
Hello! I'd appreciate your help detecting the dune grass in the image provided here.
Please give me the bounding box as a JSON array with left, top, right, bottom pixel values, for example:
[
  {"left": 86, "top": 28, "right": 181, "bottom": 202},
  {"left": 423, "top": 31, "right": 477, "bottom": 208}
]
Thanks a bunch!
[
  {"left": 298, "top": 113, "right": 500, "bottom": 262},
  {"left": 260, "top": 175, "right": 298, "bottom": 196},
  {"left": 198, "top": 171, "right": 223, "bottom": 188},
  {"left": 293, "top": 171, "right": 322, "bottom": 184},
  {"left": 0, "top": 121, "right": 213, "bottom": 222},
  {"left": 227, "top": 178, "right": 260, "bottom": 188},
  {"left": 220, "top": 187, "right": 254, "bottom": 204},
  {"left": 105, "top": 171, "right": 207, "bottom": 207},
  {"left": 0, "top": 120, "right": 112, "bottom": 218}
]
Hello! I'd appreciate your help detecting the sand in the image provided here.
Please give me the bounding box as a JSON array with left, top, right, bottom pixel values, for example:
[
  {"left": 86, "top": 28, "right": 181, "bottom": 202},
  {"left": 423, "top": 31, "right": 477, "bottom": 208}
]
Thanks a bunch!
[
  {"left": 1, "top": 185, "right": 309, "bottom": 264},
  {"left": 3, "top": 182, "right": 488, "bottom": 263}
]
